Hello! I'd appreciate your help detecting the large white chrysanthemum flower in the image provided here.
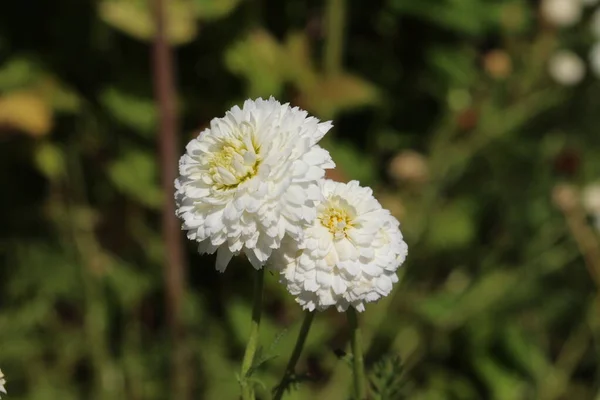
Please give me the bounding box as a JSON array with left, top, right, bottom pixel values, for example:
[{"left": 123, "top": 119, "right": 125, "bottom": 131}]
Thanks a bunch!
[
  {"left": 175, "top": 98, "right": 334, "bottom": 271},
  {"left": 270, "top": 180, "right": 408, "bottom": 312},
  {"left": 0, "top": 369, "right": 6, "bottom": 398}
]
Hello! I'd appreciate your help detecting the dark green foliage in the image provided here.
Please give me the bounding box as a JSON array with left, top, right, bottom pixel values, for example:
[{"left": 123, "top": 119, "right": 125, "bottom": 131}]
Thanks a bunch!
[{"left": 1, "top": 0, "right": 600, "bottom": 399}]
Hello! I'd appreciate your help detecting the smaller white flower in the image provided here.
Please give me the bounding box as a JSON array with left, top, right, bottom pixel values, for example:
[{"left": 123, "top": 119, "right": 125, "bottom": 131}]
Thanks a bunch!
[
  {"left": 0, "top": 369, "right": 6, "bottom": 398},
  {"left": 548, "top": 50, "right": 585, "bottom": 86},
  {"left": 271, "top": 180, "right": 408, "bottom": 312},
  {"left": 589, "top": 42, "right": 600, "bottom": 77},
  {"left": 582, "top": 183, "right": 600, "bottom": 213},
  {"left": 582, "top": 183, "right": 600, "bottom": 232},
  {"left": 541, "top": 0, "right": 582, "bottom": 27},
  {"left": 591, "top": 9, "right": 600, "bottom": 38}
]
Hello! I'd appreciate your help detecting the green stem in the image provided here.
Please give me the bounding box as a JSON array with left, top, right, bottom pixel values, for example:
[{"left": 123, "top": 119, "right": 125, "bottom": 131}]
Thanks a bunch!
[
  {"left": 324, "top": 0, "right": 346, "bottom": 75},
  {"left": 273, "top": 311, "right": 315, "bottom": 400},
  {"left": 240, "top": 268, "right": 265, "bottom": 400},
  {"left": 347, "top": 308, "right": 366, "bottom": 400}
]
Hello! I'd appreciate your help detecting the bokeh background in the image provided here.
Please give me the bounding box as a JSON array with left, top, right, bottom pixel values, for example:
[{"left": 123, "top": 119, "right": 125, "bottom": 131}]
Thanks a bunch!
[{"left": 1, "top": 0, "right": 600, "bottom": 399}]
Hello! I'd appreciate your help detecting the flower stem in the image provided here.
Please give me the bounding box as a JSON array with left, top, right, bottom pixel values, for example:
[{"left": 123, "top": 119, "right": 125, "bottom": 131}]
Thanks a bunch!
[
  {"left": 273, "top": 311, "right": 315, "bottom": 400},
  {"left": 347, "top": 308, "right": 366, "bottom": 400},
  {"left": 240, "top": 267, "right": 265, "bottom": 400},
  {"left": 324, "top": 0, "right": 346, "bottom": 76}
]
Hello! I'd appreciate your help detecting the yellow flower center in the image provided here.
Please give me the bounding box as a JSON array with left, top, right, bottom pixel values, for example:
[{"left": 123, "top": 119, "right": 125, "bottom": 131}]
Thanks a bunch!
[
  {"left": 209, "top": 123, "right": 261, "bottom": 190},
  {"left": 320, "top": 206, "right": 353, "bottom": 239}
]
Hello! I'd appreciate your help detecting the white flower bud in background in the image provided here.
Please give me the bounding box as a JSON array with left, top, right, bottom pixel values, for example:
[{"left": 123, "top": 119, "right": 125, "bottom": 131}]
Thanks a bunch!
[
  {"left": 582, "top": 0, "right": 600, "bottom": 6},
  {"left": 548, "top": 50, "right": 585, "bottom": 86},
  {"left": 582, "top": 183, "right": 600, "bottom": 232},
  {"left": 552, "top": 183, "right": 579, "bottom": 213},
  {"left": 589, "top": 42, "right": 600, "bottom": 77},
  {"left": 541, "top": 0, "right": 583, "bottom": 27},
  {"left": 582, "top": 183, "right": 600, "bottom": 214},
  {"left": 483, "top": 49, "right": 513, "bottom": 79},
  {"left": 591, "top": 8, "right": 600, "bottom": 38},
  {"left": 388, "top": 150, "right": 429, "bottom": 184},
  {"left": 0, "top": 369, "right": 6, "bottom": 398}
]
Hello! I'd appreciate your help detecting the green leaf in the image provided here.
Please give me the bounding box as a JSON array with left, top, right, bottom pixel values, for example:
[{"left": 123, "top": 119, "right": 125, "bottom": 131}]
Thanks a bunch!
[
  {"left": 474, "top": 353, "right": 527, "bottom": 400},
  {"left": 390, "top": 0, "right": 502, "bottom": 36},
  {"left": 105, "top": 259, "right": 154, "bottom": 308},
  {"left": 0, "top": 57, "right": 39, "bottom": 91},
  {"left": 298, "top": 73, "right": 379, "bottom": 119},
  {"left": 108, "top": 150, "right": 162, "bottom": 208},
  {"left": 322, "top": 139, "right": 377, "bottom": 184},
  {"left": 37, "top": 76, "right": 81, "bottom": 113},
  {"left": 0, "top": 90, "right": 53, "bottom": 137},
  {"left": 417, "top": 270, "right": 518, "bottom": 328},
  {"left": 369, "top": 354, "right": 408, "bottom": 400},
  {"left": 427, "top": 46, "right": 478, "bottom": 88},
  {"left": 425, "top": 200, "right": 476, "bottom": 250},
  {"left": 100, "top": 87, "right": 157, "bottom": 136},
  {"left": 33, "top": 141, "right": 66, "bottom": 181},
  {"left": 224, "top": 30, "right": 285, "bottom": 98},
  {"left": 193, "top": 0, "right": 242, "bottom": 20},
  {"left": 98, "top": 0, "right": 198, "bottom": 45}
]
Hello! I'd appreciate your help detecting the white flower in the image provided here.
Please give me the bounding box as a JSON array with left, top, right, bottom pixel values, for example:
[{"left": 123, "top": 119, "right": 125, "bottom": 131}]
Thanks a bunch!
[
  {"left": 582, "top": 183, "right": 600, "bottom": 232},
  {"left": 592, "top": 9, "right": 600, "bottom": 38},
  {"left": 589, "top": 42, "right": 600, "bottom": 77},
  {"left": 582, "top": 183, "right": 600, "bottom": 213},
  {"left": 175, "top": 97, "right": 334, "bottom": 271},
  {"left": 541, "top": 0, "right": 582, "bottom": 27},
  {"left": 0, "top": 369, "right": 6, "bottom": 398},
  {"left": 271, "top": 180, "right": 408, "bottom": 312},
  {"left": 548, "top": 50, "right": 585, "bottom": 85}
]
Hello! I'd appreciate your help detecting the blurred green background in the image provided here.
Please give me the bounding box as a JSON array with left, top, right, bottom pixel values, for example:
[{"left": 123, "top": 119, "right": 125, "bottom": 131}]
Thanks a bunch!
[{"left": 1, "top": 0, "right": 600, "bottom": 399}]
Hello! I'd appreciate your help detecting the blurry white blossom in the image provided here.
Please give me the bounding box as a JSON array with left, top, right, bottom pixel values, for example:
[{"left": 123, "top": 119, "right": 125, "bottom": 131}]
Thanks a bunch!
[
  {"left": 548, "top": 50, "right": 585, "bottom": 85},
  {"left": 388, "top": 150, "right": 429, "bottom": 184},
  {"left": 591, "top": 8, "right": 600, "bottom": 38},
  {"left": 175, "top": 97, "right": 334, "bottom": 271},
  {"left": 582, "top": 183, "right": 600, "bottom": 231},
  {"left": 583, "top": 0, "right": 600, "bottom": 7},
  {"left": 583, "top": 183, "right": 600, "bottom": 212},
  {"left": 271, "top": 180, "right": 407, "bottom": 312},
  {"left": 0, "top": 369, "right": 5, "bottom": 398},
  {"left": 541, "top": 0, "right": 582, "bottom": 27},
  {"left": 589, "top": 42, "right": 600, "bottom": 77}
]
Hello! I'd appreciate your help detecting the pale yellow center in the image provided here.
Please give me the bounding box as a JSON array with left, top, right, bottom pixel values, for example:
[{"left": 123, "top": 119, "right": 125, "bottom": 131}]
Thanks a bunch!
[
  {"left": 320, "top": 207, "right": 353, "bottom": 239},
  {"left": 209, "top": 125, "right": 261, "bottom": 190}
]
